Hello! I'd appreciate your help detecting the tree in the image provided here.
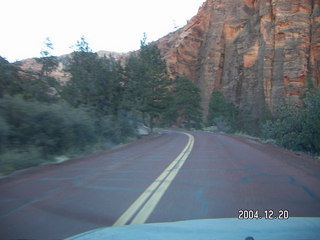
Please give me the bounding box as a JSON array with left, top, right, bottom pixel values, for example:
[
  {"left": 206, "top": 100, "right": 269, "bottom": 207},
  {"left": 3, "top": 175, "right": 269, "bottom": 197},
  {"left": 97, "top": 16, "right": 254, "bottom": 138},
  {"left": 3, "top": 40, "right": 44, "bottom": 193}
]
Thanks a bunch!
[
  {"left": 122, "top": 53, "right": 145, "bottom": 111},
  {"left": 160, "top": 93, "right": 178, "bottom": 127},
  {"left": 0, "top": 56, "right": 23, "bottom": 98},
  {"left": 36, "top": 37, "right": 59, "bottom": 78},
  {"left": 171, "top": 76, "right": 203, "bottom": 129},
  {"left": 62, "top": 37, "right": 123, "bottom": 116},
  {"left": 207, "top": 91, "right": 238, "bottom": 132},
  {"left": 123, "top": 36, "right": 171, "bottom": 131},
  {"left": 62, "top": 37, "right": 97, "bottom": 107},
  {"left": 3, "top": 37, "right": 61, "bottom": 103}
]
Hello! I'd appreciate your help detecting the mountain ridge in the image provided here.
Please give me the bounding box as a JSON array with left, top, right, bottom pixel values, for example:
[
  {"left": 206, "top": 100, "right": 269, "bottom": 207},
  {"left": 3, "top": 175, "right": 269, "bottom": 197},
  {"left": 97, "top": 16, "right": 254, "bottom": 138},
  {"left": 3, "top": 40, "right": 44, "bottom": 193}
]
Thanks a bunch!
[
  {"left": 17, "top": 0, "right": 320, "bottom": 119},
  {"left": 155, "top": 0, "right": 320, "bottom": 117}
]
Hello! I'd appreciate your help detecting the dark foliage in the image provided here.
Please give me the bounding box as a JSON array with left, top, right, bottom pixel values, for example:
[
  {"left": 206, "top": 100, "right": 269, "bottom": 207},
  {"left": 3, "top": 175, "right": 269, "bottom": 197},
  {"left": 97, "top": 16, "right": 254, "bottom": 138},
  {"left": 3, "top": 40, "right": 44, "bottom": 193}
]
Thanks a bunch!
[
  {"left": 262, "top": 90, "right": 320, "bottom": 155},
  {"left": 207, "top": 91, "right": 238, "bottom": 133},
  {"left": 170, "top": 76, "right": 203, "bottom": 129}
]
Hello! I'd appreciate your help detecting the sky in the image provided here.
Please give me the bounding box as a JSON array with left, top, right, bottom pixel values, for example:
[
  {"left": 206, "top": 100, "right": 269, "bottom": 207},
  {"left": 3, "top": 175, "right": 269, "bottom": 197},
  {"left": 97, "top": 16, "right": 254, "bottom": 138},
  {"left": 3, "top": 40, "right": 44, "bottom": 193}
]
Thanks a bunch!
[{"left": 0, "top": 0, "right": 205, "bottom": 62}]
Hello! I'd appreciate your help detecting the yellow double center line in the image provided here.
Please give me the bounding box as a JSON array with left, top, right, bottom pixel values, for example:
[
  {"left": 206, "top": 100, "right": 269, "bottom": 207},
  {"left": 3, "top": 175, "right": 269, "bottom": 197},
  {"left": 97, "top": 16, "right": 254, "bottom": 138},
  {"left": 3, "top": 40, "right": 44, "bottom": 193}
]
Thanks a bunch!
[{"left": 113, "top": 132, "right": 194, "bottom": 226}]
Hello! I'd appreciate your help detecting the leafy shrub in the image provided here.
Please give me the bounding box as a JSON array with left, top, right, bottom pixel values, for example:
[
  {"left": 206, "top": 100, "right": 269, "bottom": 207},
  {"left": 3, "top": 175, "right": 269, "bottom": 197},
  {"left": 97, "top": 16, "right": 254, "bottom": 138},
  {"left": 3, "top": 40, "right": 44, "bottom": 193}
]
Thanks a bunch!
[
  {"left": 212, "top": 116, "right": 233, "bottom": 133},
  {"left": 262, "top": 90, "right": 320, "bottom": 155},
  {"left": 0, "top": 95, "right": 99, "bottom": 156},
  {"left": 0, "top": 95, "right": 139, "bottom": 175},
  {"left": 0, "top": 116, "right": 10, "bottom": 152},
  {"left": 0, "top": 147, "right": 44, "bottom": 175},
  {"left": 300, "top": 91, "right": 320, "bottom": 153},
  {"left": 207, "top": 91, "right": 238, "bottom": 132}
]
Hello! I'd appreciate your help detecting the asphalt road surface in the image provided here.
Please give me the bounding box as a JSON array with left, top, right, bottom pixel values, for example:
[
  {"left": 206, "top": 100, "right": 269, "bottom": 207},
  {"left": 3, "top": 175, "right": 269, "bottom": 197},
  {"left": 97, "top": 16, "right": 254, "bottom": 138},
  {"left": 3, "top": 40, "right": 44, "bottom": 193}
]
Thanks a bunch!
[{"left": 1, "top": 131, "right": 320, "bottom": 239}]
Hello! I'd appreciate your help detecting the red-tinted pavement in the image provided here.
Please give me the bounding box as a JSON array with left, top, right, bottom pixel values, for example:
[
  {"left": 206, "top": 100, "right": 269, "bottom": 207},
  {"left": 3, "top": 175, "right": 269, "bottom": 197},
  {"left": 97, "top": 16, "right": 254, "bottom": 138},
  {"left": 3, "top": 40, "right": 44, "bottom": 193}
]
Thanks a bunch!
[{"left": 0, "top": 131, "right": 320, "bottom": 239}]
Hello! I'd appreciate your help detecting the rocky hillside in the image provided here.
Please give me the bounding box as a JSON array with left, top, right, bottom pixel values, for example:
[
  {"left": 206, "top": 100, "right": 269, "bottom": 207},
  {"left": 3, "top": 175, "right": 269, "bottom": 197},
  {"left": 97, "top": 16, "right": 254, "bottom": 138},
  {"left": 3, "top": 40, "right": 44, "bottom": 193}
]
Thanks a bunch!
[
  {"left": 17, "top": 51, "right": 128, "bottom": 84},
  {"left": 17, "top": 55, "right": 71, "bottom": 83},
  {"left": 156, "top": 0, "right": 320, "bottom": 117},
  {"left": 18, "top": 0, "right": 319, "bottom": 118}
]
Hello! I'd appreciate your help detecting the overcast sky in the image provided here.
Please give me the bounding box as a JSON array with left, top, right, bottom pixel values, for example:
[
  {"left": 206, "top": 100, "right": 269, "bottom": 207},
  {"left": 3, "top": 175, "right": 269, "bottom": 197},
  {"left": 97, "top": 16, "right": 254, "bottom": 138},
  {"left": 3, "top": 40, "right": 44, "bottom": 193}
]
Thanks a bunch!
[{"left": 0, "top": 0, "right": 205, "bottom": 62}]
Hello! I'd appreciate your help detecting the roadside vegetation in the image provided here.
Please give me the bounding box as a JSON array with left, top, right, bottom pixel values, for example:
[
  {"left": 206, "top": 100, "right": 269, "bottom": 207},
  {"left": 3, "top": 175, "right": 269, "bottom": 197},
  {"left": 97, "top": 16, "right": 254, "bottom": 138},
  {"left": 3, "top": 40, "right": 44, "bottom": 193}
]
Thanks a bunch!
[
  {"left": 205, "top": 88, "right": 320, "bottom": 156},
  {"left": 163, "top": 76, "right": 203, "bottom": 129},
  {"left": 261, "top": 90, "right": 320, "bottom": 155},
  {"left": 0, "top": 36, "right": 203, "bottom": 176},
  {"left": 1, "top": 36, "right": 319, "bottom": 175},
  {"left": 206, "top": 91, "right": 238, "bottom": 133}
]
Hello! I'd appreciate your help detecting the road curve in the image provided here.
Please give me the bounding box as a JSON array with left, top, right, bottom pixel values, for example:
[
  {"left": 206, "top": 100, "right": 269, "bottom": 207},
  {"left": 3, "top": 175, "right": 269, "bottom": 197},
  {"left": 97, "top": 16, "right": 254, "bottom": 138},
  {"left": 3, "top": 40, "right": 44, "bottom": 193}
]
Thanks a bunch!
[{"left": 0, "top": 131, "right": 320, "bottom": 239}]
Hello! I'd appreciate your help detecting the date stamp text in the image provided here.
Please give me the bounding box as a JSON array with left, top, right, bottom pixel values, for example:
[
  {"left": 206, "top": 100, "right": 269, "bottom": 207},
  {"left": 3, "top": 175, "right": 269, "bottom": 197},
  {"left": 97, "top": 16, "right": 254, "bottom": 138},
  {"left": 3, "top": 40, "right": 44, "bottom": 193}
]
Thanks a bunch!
[{"left": 238, "top": 209, "right": 289, "bottom": 220}]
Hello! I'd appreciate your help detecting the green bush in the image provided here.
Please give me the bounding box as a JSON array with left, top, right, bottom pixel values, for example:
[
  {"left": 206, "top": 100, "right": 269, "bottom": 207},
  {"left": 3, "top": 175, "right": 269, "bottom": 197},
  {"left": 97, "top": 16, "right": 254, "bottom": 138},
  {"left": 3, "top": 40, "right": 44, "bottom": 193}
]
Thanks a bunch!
[
  {"left": 0, "top": 115, "right": 10, "bottom": 152},
  {"left": 112, "top": 111, "right": 139, "bottom": 142},
  {"left": 0, "top": 147, "right": 44, "bottom": 176},
  {"left": 0, "top": 95, "right": 139, "bottom": 175},
  {"left": 207, "top": 91, "right": 238, "bottom": 132},
  {"left": 0, "top": 95, "right": 99, "bottom": 156},
  {"left": 300, "top": 91, "right": 320, "bottom": 153},
  {"left": 262, "top": 90, "right": 320, "bottom": 155},
  {"left": 212, "top": 116, "right": 233, "bottom": 133}
]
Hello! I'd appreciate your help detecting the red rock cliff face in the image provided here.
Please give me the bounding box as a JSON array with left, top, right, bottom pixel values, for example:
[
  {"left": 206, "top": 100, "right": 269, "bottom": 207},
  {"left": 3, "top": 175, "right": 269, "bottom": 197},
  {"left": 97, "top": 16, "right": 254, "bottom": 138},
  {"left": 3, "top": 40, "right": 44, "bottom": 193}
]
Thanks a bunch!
[{"left": 157, "top": 0, "right": 320, "bottom": 117}]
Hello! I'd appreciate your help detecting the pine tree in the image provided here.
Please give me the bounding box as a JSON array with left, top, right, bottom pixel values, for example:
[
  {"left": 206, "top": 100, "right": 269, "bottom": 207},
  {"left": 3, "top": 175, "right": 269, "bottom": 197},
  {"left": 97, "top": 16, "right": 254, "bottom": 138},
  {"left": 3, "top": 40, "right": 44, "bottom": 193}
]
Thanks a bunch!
[
  {"left": 122, "top": 53, "right": 146, "bottom": 112},
  {"left": 0, "top": 57, "right": 23, "bottom": 98},
  {"left": 33, "top": 37, "right": 60, "bottom": 101},
  {"left": 123, "top": 35, "right": 171, "bottom": 131},
  {"left": 62, "top": 37, "right": 123, "bottom": 116},
  {"left": 0, "top": 55, "right": 58, "bottom": 103},
  {"left": 207, "top": 90, "right": 238, "bottom": 132},
  {"left": 36, "top": 37, "right": 59, "bottom": 79},
  {"left": 140, "top": 37, "right": 171, "bottom": 130},
  {"left": 172, "top": 76, "right": 203, "bottom": 129}
]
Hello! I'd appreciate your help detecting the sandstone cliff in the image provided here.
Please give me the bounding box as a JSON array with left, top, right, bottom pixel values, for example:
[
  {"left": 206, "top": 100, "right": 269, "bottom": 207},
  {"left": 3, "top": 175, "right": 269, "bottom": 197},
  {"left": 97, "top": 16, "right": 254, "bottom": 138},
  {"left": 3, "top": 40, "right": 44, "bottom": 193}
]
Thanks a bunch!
[
  {"left": 17, "top": 0, "right": 319, "bottom": 119},
  {"left": 156, "top": 0, "right": 320, "bottom": 117}
]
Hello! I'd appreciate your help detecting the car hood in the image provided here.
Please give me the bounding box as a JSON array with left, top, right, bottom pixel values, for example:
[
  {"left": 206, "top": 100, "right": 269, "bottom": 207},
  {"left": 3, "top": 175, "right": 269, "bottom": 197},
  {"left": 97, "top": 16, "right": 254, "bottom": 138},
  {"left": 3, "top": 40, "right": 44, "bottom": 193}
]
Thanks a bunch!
[{"left": 66, "top": 217, "right": 320, "bottom": 240}]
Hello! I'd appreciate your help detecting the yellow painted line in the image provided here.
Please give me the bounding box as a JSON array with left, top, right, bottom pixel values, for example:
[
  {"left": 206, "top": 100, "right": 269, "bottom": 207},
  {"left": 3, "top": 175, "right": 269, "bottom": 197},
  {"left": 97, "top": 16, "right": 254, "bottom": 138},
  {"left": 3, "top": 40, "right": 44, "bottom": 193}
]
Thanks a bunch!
[{"left": 113, "top": 132, "right": 194, "bottom": 226}]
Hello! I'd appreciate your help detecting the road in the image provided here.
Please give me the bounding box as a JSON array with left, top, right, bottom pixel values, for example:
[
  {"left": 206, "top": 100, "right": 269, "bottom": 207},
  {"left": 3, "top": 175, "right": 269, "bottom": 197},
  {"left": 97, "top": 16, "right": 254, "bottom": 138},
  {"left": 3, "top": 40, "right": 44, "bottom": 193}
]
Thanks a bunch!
[{"left": 0, "top": 131, "right": 320, "bottom": 239}]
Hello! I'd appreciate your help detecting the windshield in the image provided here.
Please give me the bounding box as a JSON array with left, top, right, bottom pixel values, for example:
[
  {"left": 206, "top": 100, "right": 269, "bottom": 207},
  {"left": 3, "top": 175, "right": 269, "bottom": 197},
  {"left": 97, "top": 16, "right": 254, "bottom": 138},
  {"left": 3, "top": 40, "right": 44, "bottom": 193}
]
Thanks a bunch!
[{"left": 1, "top": 0, "right": 320, "bottom": 240}]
